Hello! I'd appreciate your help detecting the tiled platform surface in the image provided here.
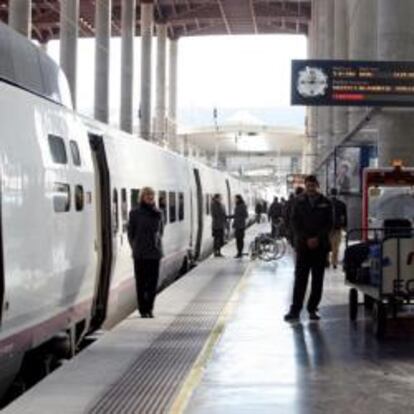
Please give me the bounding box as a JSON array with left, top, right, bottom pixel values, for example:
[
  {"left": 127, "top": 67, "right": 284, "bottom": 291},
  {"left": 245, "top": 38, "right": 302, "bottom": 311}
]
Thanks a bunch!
[
  {"left": 184, "top": 254, "right": 414, "bottom": 414},
  {"left": 5, "top": 225, "right": 414, "bottom": 414},
  {"left": 2, "top": 228, "right": 256, "bottom": 414}
]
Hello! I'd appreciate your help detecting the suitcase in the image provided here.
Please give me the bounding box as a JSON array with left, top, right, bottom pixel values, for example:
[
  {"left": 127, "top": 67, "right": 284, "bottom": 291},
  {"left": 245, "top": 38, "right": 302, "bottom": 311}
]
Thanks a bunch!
[{"left": 343, "top": 242, "right": 370, "bottom": 283}]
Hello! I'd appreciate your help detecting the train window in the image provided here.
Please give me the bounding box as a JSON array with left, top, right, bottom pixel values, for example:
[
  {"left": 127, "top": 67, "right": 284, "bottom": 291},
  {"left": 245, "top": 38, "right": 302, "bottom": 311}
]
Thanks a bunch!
[
  {"left": 48, "top": 135, "right": 67, "bottom": 164},
  {"left": 131, "top": 189, "right": 140, "bottom": 209},
  {"left": 75, "top": 185, "right": 84, "bottom": 211},
  {"left": 169, "top": 192, "right": 177, "bottom": 223},
  {"left": 53, "top": 182, "right": 70, "bottom": 212},
  {"left": 113, "top": 189, "right": 119, "bottom": 233},
  {"left": 158, "top": 191, "right": 167, "bottom": 223},
  {"left": 121, "top": 188, "right": 128, "bottom": 232},
  {"left": 69, "top": 140, "right": 81, "bottom": 166},
  {"left": 178, "top": 192, "right": 184, "bottom": 221}
]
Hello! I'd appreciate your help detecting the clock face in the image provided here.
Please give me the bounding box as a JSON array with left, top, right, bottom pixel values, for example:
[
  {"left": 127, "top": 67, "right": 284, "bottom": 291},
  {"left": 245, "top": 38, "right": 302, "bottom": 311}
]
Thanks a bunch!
[{"left": 297, "top": 66, "right": 329, "bottom": 98}]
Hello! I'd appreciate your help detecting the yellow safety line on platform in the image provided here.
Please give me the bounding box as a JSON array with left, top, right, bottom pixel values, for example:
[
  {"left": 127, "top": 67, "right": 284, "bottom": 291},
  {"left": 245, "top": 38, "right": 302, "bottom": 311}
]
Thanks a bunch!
[{"left": 169, "top": 261, "right": 253, "bottom": 414}]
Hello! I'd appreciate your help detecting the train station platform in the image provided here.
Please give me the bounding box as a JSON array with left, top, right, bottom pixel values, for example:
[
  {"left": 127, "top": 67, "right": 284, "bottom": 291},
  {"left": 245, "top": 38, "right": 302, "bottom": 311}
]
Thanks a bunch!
[{"left": 4, "top": 225, "right": 414, "bottom": 414}]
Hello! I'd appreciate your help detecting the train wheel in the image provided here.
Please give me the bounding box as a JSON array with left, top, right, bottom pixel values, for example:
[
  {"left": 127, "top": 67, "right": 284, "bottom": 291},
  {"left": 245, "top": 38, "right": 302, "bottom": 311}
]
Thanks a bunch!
[
  {"left": 349, "top": 288, "right": 358, "bottom": 321},
  {"left": 373, "top": 302, "right": 387, "bottom": 339}
]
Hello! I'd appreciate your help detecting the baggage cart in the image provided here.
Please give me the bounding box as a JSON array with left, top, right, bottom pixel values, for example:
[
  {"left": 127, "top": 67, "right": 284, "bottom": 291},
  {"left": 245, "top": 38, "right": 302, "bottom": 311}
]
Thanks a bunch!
[{"left": 344, "top": 228, "right": 414, "bottom": 337}]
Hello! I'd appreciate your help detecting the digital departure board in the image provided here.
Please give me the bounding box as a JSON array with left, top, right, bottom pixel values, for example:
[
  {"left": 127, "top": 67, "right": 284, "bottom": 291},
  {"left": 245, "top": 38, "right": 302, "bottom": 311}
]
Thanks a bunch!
[{"left": 291, "top": 59, "right": 414, "bottom": 107}]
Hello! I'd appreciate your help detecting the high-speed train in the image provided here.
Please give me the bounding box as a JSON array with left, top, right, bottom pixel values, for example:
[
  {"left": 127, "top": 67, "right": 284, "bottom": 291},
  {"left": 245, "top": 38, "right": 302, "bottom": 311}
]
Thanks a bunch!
[{"left": 0, "top": 23, "right": 255, "bottom": 397}]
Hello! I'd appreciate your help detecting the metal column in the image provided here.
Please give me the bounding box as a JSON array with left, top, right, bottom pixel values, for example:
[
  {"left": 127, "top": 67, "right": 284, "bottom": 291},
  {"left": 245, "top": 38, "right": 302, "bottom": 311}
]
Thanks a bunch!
[
  {"left": 333, "top": 0, "right": 348, "bottom": 145},
  {"left": 60, "top": 0, "right": 79, "bottom": 108},
  {"left": 155, "top": 24, "right": 167, "bottom": 144},
  {"left": 140, "top": 0, "right": 153, "bottom": 140},
  {"left": 169, "top": 39, "right": 179, "bottom": 148},
  {"left": 378, "top": 0, "right": 414, "bottom": 166},
  {"left": 120, "top": 0, "right": 135, "bottom": 133},
  {"left": 317, "top": 0, "right": 334, "bottom": 156},
  {"left": 348, "top": 0, "right": 377, "bottom": 139},
  {"left": 9, "top": 0, "right": 31, "bottom": 37},
  {"left": 94, "top": 0, "right": 111, "bottom": 123},
  {"left": 306, "top": 0, "right": 319, "bottom": 173}
]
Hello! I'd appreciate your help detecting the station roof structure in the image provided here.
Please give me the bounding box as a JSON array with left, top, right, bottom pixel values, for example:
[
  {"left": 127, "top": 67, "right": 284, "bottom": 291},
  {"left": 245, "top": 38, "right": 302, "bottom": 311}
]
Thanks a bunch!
[
  {"left": 180, "top": 111, "right": 304, "bottom": 156},
  {"left": 0, "top": 0, "right": 311, "bottom": 43}
]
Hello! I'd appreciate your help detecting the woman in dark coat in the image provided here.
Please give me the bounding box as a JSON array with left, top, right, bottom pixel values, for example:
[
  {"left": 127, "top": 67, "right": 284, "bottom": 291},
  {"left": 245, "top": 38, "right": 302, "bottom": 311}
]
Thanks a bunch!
[
  {"left": 231, "top": 194, "right": 248, "bottom": 258},
  {"left": 128, "top": 187, "right": 164, "bottom": 318},
  {"left": 211, "top": 194, "right": 227, "bottom": 257}
]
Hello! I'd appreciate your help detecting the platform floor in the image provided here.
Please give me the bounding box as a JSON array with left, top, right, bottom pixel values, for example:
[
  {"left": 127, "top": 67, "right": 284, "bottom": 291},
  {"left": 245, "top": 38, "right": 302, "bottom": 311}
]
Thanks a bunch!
[
  {"left": 184, "top": 255, "right": 414, "bottom": 414},
  {"left": 2, "top": 228, "right": 255, "bottom": 414},
  {"left": 4, "top": 225, "right": 414, "bottom": 414}
]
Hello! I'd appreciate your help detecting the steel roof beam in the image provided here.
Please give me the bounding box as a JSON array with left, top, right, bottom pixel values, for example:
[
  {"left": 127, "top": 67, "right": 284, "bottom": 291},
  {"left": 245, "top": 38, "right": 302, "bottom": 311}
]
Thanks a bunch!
[
  {"left": 0, "top": 0, "right": 311, "bottom": 40},
  {"left": 216, "top": 0, "right": 232, "bottom": 34},
  {"left": 249, "top": 0, "right": 258, "bottom": 34}
]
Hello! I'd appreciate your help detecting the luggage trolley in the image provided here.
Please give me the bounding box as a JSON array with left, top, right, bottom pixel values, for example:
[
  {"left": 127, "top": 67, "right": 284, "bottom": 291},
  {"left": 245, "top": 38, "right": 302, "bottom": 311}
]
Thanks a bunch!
[
  {"left": 345, "top": 227, "right": 414, "bottom": 337},
  {"left": 344, "top": 164, "right": 414, "bottom": 337}
]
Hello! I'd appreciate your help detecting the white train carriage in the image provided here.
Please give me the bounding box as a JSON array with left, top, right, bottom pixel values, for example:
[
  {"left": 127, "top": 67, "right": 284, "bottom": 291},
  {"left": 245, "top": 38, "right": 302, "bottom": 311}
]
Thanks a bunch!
[{"left": 0, "top": 22, "right": 252, "bottom": 398}]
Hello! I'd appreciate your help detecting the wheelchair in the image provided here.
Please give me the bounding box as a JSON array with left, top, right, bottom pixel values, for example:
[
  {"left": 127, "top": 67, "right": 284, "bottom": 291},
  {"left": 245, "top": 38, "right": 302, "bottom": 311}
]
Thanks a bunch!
[{"left": 249, "top": 232, "right": 286, "bottom": 262}]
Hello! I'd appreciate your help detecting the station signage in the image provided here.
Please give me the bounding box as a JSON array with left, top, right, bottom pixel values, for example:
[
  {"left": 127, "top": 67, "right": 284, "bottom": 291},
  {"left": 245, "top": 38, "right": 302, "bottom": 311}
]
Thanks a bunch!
[{"left": 291, "top": 59, "right": 414, "bottom": 107}]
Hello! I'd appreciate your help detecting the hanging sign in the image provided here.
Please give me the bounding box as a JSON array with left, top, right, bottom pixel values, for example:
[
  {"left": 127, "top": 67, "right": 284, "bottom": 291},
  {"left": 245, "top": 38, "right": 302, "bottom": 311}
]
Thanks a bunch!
[{"left": 291, "top": 59, "right": 414, "bottom": 107}]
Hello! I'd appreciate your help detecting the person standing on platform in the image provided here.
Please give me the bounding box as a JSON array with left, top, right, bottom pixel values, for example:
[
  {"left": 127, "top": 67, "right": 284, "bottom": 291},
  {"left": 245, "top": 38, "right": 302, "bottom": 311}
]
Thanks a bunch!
[
  {"left": 268, "top": 196, "right": 283, "bottom": 238},
  {"left": 284, "top": 176, "right": 333, "bottom": 322},
  {"left": 229, "top": 194, "right": 248, "bottom": 258},
  {"left": 329, "top": 188, "right": 348, "bottom": 269},
  {"left": 128, "top": 187, "right": 164, "bottom": 318},
  {"left": 284, "top": 187, "right": 304, "bottom": 245},
  {"left": 262, "top": 200, "right": 268, "bottom": 215},
  {"left": 211, "top": 194, "right": 227, "bottom": 257}
]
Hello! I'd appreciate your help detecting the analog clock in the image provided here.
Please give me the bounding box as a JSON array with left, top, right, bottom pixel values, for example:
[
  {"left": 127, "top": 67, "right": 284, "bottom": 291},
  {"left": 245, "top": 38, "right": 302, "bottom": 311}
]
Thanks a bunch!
[{"left": 297, "top": 66, "right": 329, "bottom": 98}]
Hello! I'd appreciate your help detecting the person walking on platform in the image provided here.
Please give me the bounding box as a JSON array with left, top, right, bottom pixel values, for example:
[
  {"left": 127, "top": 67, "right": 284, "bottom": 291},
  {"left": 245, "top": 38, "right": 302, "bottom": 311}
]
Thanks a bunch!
[
  {"left": 329, "top": 188, "right": 348, "bottom": 269},
  {"left": 229, "top": 194, "right": 248, "bottom": 258},
  {"left": 211, "top": 194, "right": 227, "bottom": 257},
  {"left": 284, "top": 176, "right": 333, "bottom": 322},
  {"left": 268, "top": 196, "right": 283, "bottom": 238},
  {"left": 255, "top": 201, "right": 263, "bottom": 223},
  {"left": 128, "top": 187, "right": 164, "bottom": 318}
]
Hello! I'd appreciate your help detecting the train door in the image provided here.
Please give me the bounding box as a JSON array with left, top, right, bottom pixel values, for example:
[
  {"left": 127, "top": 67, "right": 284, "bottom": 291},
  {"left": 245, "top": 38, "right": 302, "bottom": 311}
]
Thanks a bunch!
[
  {"left": 189, "top": 189, "right": 194, "bottom": 248},
  {"left": 193, "top": 168, "right": 203, "bottom": 260},
  {"left": 89, "top": 133, "right": 113, "bottom": 329},
  {"left": 0, "top": 194, "right": 3, "bottom": 325}
]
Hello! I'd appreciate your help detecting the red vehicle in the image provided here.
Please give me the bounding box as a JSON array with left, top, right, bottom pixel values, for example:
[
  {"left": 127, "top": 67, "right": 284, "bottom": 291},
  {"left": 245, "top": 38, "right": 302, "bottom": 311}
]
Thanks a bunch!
[{"left": 345, "top": 164, "right": 414, "bottom": 337}]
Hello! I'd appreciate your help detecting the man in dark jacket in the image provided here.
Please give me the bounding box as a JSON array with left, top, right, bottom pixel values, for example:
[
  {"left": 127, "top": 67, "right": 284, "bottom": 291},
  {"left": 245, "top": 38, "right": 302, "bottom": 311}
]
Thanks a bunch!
[
  {"left": 211, "top": 194, "right": 227, "bottom": 257},
  {"left": 284, "top": 176, "right": 333, "bottom": 322},
  {"left": 329, "top": 188, "right": 348, "bottom": 269},
  {"left": 231, "top": 194, "right": 248, "bottom": 258},
  {"left": 284, "top": 187, "right": 304, "bottom": 244},
  {"left": 128, "top": 187, "right": 164, "bottom": 318},
  {"left": 268, "top": 196, "right": 282, "bottom": 237}
]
